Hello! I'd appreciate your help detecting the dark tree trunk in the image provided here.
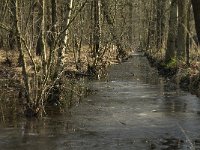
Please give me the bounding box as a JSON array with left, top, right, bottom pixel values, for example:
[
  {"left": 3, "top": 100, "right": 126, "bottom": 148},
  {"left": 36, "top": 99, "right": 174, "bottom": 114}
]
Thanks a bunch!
[
  {"left": 165, "top": 0, "right": 178, "bottom": 62},
  {"left": 93, "top": 0, "right": 100, "bottom": 55},
  {"left": 177, "top": 0, "right": 188, "bottom": 60},
  {"left": 128, "top": 0, "right": 133, "bottom": 45},
  {"left": 186, "top": 2, "right": 191, "bottom": 65},
  {"left": 191, "top": 0, "right": 200, "bottom": 45},
  {"left": 9, "top": 0, "right": 16, "bottom": 50},
  {"left": 35, "top": 1, "right": 43, "bottom": 56}
]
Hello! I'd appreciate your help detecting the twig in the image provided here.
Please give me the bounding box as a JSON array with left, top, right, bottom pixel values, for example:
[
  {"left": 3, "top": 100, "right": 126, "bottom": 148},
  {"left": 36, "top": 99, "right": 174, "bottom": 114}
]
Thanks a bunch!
[
  {"left": 55, "top": 0, "right": 88, "bottom": 46},
  {"left": 0, "top": 23, "right": 11, "bottom": 32}
]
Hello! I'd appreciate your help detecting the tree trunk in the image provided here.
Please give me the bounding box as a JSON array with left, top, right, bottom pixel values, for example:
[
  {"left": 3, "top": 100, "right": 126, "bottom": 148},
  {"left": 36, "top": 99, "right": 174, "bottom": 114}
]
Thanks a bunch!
[
  {"left": 156, "top": 0, "right": 168, "bottom": 49},
  {"left": 165, "top": 0, "right": 178, "bottom": 62},
  {"left": 177, "top": 0, "right": 188, "bottom": 61},
  {"left": 41, "top": 0, "right": 47, "bottom": 76},
  {"left": 13, "top": 0, "right": 31, "bottom": 104},
  {"left": 35, "top": 1, "right": 42, "bottom": 56},
  {"left": 186, "top": 1, "right": 191, "bottom": 65},
  {"left": 128, "top": 0, "right": 133, "bottom": 46},
  {"left": 47, "top": 0, "right": 57, "bottom": 74},
  {"left": 9, "top": 0, "right": 16, "bottom": 50},
  {"left": 145, "top": 0, "right": 155, "bottom": 52},
  {"left": 55, "top": 0, "right": 73, "bottom": 77},
  {"left": 93, "top": 0, "right": 101, "bottom": 56},
  {"left": 191, "top": 0, "right": 200, "bottom": 45}
]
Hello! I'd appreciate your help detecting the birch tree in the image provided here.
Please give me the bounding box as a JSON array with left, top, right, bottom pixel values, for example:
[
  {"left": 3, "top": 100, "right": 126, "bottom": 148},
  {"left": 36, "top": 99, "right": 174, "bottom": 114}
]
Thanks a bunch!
[{"left": 55, "top": 0, "right": 73, "bottom": 77}]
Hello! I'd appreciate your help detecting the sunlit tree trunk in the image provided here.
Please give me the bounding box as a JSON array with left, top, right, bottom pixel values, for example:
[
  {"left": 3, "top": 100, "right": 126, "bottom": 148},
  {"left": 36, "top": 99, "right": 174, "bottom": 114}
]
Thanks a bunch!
[
  {"left": 55, "top": 0, "right": 73, "bottom": 76},
  {"left": 41, "top": 0, "right": 47, "bottom": 75}
]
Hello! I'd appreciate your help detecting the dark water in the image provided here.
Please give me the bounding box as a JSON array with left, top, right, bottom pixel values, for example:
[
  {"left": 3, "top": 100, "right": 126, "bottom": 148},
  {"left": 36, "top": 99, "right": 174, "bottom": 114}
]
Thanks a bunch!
[{"left": 0, "top": 52, "right": 200, "bottom": 150}]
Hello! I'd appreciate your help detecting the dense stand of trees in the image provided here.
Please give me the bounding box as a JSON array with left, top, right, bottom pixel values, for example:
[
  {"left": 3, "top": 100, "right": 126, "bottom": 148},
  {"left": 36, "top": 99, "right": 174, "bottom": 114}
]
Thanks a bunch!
[
  {"left": 0, "top": 0, "right": 138, "bottom": 116},
  {"left": 0, "top": 0, "right": 200, "bottom": 117},
  {"left": 141, "top": 0, "right": 200, "bottom": 65}
]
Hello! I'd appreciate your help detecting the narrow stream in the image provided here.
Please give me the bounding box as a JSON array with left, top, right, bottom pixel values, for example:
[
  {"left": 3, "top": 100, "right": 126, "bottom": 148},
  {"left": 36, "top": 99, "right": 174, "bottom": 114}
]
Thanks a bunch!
[{"left": 0, "top": 52, "right": 200, "bottom": 150}]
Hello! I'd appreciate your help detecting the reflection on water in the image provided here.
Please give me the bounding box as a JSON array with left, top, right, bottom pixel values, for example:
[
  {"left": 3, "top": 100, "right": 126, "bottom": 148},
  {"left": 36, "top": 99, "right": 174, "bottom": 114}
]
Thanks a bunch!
[
  {"left": 0, "top": 78, "right": 88, "bottom": 127},
  {"left": 0, "top": 78, "right": 20, "bottom": 126},
  {"left": 61, "top": 78, "right": 87, "bottom": 108},
  {"left": 0, "top": 52, "right": 200, "bottom": 149}
]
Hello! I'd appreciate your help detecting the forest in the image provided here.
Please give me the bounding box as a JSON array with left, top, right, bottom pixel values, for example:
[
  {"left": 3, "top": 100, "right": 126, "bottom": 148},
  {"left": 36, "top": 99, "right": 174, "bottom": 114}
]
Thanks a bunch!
[
  {"left": 0, "top": 0, "right": 138, "bottom": 117},
  {"left": 0, "top": 0, "right": 200, "bottom": 118},
  {"left": 0, "top": 0, "right": 200, "bottom": 116},
  {"left": 1, "top": 0, "right": 200, "bottom": 149}
]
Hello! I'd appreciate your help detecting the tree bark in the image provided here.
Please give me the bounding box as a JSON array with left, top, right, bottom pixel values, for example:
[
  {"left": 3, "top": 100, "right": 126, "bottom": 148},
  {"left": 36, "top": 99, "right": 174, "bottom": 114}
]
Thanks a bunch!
[
  {"left": 93, "top": 0, "right": 101, "bottom": 56},
  {"left": 13, "top": 0, "right": 31, "bottom": 104},
  {"left": 191, "top": 0, "right": 200, "bottom": 45},
  {"left": 47, "top": 0, "right": 57, "bottom": 74},
  {"left": 9, "top": 0, "right": 16, "bottom": 50},
  {"left": 128, "top": 0, "right": 133, "bottom": 45},
  {"left": 186, "top": 1, "right": 191, "bottom": 65},
  {"left": 165, "top": 0, "right": 178, "bottom": 62},
  {"left": 35, "top": 1, "right": 43, "bottom": 56},
  {"left": 41, "top": 0, "right": 47, "bottom": 75},
  {"left": 156, "top": 0, "right": 168, "bottom": 49},
  {"left": 177, "top": 0, "right": 188, "bottom": 61},
  {"left": 55, "top": 0, "right": 73, "bottom": 76}
]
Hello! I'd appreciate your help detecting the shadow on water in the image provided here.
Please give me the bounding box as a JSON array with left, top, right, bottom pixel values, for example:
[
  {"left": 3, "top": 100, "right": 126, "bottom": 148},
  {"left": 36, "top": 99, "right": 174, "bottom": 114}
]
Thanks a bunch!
[{"left": 1, "top": 52, "right": 200, "bottom": 149}]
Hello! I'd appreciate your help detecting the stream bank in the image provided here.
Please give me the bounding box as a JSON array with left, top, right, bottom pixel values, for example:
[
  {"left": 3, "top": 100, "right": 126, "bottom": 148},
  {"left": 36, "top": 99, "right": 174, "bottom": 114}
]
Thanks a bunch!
[
  {"left": 0, "top": 52, "right": 200, "bottom": 149},
  {"left": 145, "top": 52, "right": 200, "bottom": 97}
]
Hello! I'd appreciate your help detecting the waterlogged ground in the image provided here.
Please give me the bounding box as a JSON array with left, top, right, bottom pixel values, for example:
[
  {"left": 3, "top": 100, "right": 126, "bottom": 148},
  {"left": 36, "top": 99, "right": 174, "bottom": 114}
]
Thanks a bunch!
[{"left": 0, "top": 52, "right": 200, "bottom": 149}]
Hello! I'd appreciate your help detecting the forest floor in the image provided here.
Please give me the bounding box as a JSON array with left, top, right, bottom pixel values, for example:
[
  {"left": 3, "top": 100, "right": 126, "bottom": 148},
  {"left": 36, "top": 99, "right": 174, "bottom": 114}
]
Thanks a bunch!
[
  {"left": 1, "top": 48, "right": 200, "bottom": 98},
  {"left": 0, "top": 46, "right": 117, "bottom": 80}
]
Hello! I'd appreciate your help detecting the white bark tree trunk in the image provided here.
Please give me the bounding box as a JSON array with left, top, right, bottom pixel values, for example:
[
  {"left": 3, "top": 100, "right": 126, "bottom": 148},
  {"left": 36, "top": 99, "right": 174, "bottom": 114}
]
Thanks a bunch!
[{"left": 55, "top": 0, "right": 73, "bottom": 76}]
